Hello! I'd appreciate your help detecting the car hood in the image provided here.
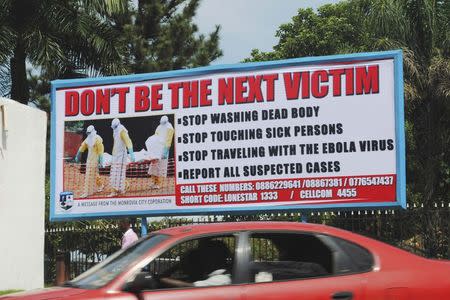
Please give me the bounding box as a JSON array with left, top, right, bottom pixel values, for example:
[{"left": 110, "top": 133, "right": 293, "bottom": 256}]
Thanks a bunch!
[{"left": 0, "top": 287, "right": 89, "bottom": 299}]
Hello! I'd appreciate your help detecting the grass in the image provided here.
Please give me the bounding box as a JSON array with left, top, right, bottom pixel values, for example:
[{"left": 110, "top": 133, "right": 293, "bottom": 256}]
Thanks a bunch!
[{"left": 0, "top": 290, "right": 23, "bottom": 296}]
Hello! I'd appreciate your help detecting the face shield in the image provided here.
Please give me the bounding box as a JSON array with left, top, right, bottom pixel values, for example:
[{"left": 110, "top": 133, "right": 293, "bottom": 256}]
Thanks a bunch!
[
  {"left": 111, "top": 118, "right": 120, "bottom": 129},
  {"left": 86, "top": 125, "right": 95, "bottom": 135},
  {"left": 160, "top": 116, "right": 169, "bottom": 125}
]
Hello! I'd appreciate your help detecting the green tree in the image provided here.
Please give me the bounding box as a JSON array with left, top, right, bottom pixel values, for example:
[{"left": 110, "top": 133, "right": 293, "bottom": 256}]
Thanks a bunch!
[
  {"left": 115, "top": 0, "right": 222, "bottom": 73},
  {"left": 246, "top": 0, "right": 449, "bottom": 257},
  {"left": 0, "top": 0, "right": 128, "bottom": 104},
  {"left": 30, "top": 0, "right": 222, "bottom": 227}
]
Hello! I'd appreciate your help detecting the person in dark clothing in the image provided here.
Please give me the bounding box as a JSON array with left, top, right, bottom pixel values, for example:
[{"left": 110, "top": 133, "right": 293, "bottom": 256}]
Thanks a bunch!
[{"left": 161, "top": 240, "right": 232, "bottom": 287}]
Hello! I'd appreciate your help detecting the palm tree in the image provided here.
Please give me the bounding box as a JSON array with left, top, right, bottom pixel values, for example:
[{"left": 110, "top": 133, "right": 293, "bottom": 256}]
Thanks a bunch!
[
  {"left": 347, "top": 0, "right": 449, "bottom": 257},
  {"left": 0, "top": 0, "right": 128, "bottom": 104},
  {"left": 366, "top": 0, "right": 448, "bottom": 196}
]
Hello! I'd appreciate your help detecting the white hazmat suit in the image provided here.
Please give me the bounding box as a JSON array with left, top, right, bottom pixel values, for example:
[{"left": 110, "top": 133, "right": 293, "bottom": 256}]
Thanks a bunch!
[
  {"left": 146, "top": 116, "right": 174, "bottom": 188},
  {"left": 109, "top": 118, "right": 135, "bottom": 196}
]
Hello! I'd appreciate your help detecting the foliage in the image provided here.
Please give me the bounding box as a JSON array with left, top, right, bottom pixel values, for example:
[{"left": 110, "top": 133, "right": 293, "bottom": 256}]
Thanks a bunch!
[
  {"left": 114, "top": 0, "right": 222, "bottom": 73},
  {"left": 65, "top": 121, "right": 85, "bottom": 133},
  {"left": 0, "top": 0, "right": 222, "bottom": 104},
  {"left": 0, "top": 0, "right": 128, "bottom": 103},
  {"left": 246, "top": 0, "right": 449, "bottom": 257},
  {"left": 0, "top": 290, "right": 23, "bottom": 296}
]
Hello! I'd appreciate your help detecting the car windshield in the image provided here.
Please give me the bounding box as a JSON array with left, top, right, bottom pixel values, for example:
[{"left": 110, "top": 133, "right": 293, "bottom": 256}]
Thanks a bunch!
[{"left": 65, "top": 234, "right": 169, "bottom": 289}]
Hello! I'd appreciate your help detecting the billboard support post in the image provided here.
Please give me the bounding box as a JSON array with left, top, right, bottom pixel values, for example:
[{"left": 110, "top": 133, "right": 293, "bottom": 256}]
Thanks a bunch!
[{"left": 141, "top": 217, "right": 148, "bottom": 236}]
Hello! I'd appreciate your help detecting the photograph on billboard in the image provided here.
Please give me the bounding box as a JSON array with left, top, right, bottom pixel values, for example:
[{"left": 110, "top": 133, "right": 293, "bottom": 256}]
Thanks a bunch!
[
  {"left": 63, "top": 114, "right": 176, "bottom": 200},
  {"left": 50, "top": 50, "right": 405, "bottom": 220}
]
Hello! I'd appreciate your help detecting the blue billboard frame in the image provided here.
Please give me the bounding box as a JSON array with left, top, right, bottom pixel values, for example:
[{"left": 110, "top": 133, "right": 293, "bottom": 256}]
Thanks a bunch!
[{"left": 50, "top": 50, "right": 406, "bottom": 221}]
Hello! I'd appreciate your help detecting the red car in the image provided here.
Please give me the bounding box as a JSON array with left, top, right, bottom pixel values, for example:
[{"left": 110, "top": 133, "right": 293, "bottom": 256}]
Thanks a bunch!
[{"left": 3, "top": 222, "right": 449, "bottom": 299}]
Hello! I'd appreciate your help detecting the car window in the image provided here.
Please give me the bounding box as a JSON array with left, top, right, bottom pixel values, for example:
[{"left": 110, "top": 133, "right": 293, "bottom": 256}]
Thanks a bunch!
[
  {"left": 331, "top": 237, "right": 374, "bottom": 272},
  {"left": 67, "top": 234, "right": 169, "bottom": 289},
  {"left": 134, "top": 235, "right": 236, "bottom": 291},
  {"left": 249, "top": 233, "right": 333, "bottom": 283}
]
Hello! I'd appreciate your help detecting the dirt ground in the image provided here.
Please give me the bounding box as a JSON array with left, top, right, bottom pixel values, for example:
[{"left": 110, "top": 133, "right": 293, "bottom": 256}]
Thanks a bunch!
[{"left": 64, "top": 162, "right": 175, "bottom": 199}]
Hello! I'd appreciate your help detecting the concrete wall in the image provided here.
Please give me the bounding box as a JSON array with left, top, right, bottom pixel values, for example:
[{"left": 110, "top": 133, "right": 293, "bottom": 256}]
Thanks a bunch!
[{"left": 0, "top": 98, "right": 47, "bottom": 290}]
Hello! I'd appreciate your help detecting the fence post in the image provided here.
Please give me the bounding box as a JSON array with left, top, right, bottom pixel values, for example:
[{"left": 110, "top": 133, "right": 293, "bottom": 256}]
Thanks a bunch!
[
  {"left": 141, "top": 217, "right": 148, "bottom": 236},
  {"left": 300, "top": 211, "right": 308, "bottom": 223},
  {"left": 55, "top": 252, "right": 70, "bottom": 285}
]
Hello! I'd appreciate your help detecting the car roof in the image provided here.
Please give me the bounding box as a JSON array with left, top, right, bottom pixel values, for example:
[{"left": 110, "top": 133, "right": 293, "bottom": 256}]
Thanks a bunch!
[{"left": 155, "top": 221, "right": 351, "bottom": 238}]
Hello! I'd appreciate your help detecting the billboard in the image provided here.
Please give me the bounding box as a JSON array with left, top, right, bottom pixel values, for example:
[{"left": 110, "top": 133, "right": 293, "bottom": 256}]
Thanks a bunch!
[{"left": 50, "top": 50, "right": 405, "bottom": 221}]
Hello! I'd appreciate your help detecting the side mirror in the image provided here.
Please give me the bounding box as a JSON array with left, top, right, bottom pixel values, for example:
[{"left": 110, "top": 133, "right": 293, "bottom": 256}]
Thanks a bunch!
[{"left": 124, "top": 272, "right": 157, "bottom": 293}]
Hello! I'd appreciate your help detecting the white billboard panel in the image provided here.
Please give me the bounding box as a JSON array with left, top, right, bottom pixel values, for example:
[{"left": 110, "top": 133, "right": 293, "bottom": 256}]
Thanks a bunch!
[{"left": 50, "top": 50, "right": 406, "bottom": 220}]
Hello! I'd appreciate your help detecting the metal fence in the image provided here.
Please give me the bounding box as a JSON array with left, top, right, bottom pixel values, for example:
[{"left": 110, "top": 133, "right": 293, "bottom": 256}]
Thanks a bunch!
[
  {"left": 44, "top": 204, "right": 450, "bottom": 285},
  {"left": 63, "top": 158, "right": 175, "bottom": 199}
]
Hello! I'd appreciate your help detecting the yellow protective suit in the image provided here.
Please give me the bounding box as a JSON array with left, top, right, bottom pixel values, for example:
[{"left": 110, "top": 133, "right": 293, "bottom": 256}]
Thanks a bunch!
[
  {"left": 147, "top": 122, "right": 174, "bottom": 187},
  {"left": 78, "top": 136, "right": 104, "bottom": 197}
]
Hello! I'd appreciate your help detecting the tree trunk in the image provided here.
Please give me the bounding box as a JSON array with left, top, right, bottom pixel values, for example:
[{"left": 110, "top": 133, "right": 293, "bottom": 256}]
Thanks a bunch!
[{"left": 10, "top": 40, "right": 29, "bottom": 104}]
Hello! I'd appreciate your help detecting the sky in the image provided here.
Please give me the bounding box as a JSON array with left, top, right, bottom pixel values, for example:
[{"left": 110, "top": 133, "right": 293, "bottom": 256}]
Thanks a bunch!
[{"left": 194, "top": 0, "right": 339, "bottom": 65}]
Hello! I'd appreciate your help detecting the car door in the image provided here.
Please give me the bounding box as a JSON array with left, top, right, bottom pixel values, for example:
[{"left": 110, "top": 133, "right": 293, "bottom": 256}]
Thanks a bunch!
[
  {"left": 239, "top": 231, "right": 366, "bottom": 300},
  {"left": 137, "top": 233, "right": 243, "bottom": 300},
  {"left": 139, "top": 285, "right": 242, "bottom": 300}
]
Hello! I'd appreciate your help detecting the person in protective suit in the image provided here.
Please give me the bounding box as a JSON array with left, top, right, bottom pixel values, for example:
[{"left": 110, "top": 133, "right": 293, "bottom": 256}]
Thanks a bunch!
[
  {"left": 75, "top": 125, "right": 104, "bottom": 198},
  {"left": 109, "top": 118, "right": 135, "bottom": 197},
  {"left": 145, "top": 115, "right": 174, "bottom": 189}
]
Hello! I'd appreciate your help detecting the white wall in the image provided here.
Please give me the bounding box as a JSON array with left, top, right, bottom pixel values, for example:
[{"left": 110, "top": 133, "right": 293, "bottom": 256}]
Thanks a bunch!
[{"left": 0, "top": 98, "right": 47, "bottom": 290}]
